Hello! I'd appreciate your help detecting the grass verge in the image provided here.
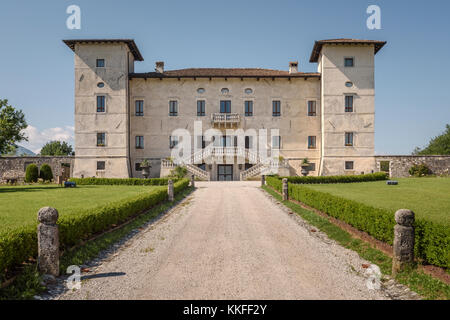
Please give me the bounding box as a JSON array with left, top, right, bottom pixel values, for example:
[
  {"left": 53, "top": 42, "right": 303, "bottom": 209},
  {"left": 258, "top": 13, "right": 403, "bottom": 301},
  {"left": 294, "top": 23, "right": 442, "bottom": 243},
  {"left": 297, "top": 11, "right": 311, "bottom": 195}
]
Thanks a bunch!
[
  {"left": 0, "top": 186, "right": 194, "bottom": 300},
  {"left": 262, "top": 185, "right": 450, "bottom": 300}
]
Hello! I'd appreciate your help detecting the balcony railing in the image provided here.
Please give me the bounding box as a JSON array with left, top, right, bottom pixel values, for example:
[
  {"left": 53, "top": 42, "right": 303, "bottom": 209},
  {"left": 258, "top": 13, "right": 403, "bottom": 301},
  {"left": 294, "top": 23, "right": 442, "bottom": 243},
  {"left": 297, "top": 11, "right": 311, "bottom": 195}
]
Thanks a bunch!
[{"left": 211, "top": 113, "right": 240, "bottom": 124}]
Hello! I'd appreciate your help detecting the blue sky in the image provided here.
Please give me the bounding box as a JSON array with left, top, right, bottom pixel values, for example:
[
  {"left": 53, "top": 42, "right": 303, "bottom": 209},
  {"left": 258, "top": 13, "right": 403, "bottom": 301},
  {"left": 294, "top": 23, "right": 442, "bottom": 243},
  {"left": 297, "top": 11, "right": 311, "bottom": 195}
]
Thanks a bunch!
[{"left": 0, "top": 0, "right": 449, "bottom": 154}]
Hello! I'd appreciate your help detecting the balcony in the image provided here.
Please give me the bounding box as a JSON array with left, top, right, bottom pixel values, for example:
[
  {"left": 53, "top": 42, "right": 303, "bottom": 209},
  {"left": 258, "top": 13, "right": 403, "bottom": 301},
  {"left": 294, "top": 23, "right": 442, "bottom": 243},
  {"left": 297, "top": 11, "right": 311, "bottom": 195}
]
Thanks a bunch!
[{"left": 211, "top": 113, "right": 240, "bottom": 126}]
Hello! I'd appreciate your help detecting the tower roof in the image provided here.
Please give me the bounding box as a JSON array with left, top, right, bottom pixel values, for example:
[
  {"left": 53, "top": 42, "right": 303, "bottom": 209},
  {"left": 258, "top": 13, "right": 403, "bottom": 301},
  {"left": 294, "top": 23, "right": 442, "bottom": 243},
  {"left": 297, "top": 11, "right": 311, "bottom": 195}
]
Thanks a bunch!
[
  {"left": 309, "top": 38, "right": 386, "bottom": 62},
  {"left": 63, "top": 39, "right": 144, "bottom": 61}
]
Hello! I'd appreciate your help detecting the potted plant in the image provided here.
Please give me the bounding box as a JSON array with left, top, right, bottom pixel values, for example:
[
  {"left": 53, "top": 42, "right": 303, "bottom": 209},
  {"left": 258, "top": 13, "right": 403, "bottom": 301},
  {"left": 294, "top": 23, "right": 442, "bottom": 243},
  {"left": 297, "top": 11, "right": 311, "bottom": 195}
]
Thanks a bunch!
[
  {"left": 140, "top": 159, "right": 152, "bottom": 178},
  {"left": 300, "top": 158, "right": 310, "bottom": 176}
]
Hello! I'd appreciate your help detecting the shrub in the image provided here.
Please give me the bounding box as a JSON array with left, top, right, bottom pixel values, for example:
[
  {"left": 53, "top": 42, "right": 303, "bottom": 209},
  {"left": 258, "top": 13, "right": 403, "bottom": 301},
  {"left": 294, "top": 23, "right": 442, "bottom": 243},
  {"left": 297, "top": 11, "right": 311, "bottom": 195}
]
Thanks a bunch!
[
  {"left": 409, "top": 164, "right": 432, "bottom": 177},
  {"left": 281, "top": 172, "right": 388, "bottom": 184},
  {"left": 68, "top": 177, "right": 177, "bottom": 186},
  {"left": 169, "top": 166, "right": 188, "bottom": 179},
  {"left": 39, "top": 164, "right": 53, "bottom": 182},
  {"left": 24, "top": 164, "right": 38, "bottom": 183},
  {"left": 0, "top": 178, "right": 190, "bottom": 279},
  {"left": 265, "top": 178, "right": 450, "bottom": 268}
]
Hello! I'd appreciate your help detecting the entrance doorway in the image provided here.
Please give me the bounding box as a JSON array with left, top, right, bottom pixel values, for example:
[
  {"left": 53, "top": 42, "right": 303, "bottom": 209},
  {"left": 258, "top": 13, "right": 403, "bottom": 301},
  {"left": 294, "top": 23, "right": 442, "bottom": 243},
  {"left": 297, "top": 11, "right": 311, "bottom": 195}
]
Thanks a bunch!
[{"left": 218, "top": 165, "right": 233, "bottom": 181}]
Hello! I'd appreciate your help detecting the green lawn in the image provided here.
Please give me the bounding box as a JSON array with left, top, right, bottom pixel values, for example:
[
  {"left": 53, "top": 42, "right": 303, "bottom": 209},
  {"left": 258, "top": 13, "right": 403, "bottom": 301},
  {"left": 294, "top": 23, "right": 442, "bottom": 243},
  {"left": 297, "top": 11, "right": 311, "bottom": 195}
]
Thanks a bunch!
[
  {"left": 0, "top": 184, "right": 163, "bottom": 232},
  {"left": 306, "top": 177, "right": 450, "bottom": 225}
]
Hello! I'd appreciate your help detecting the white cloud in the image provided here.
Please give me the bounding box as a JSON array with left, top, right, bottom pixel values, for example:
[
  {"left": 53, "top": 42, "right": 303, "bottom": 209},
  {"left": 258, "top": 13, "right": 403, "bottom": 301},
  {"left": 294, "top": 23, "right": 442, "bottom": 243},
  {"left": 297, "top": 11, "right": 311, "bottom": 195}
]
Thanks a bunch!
[{"left": 20, "top": 125, "right": 74, "bottom": 154}]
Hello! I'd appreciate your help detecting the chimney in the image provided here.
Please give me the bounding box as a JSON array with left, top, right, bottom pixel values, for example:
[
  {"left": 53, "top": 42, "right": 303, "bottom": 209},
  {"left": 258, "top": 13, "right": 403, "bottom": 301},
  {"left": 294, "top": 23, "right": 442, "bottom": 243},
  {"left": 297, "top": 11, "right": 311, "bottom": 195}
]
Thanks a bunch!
[
  {"left": 155, "top": 61, "right": 164, "bottom": 73},
  {"left": 289, "top": 61, "right": 298, "bottom": 74}
]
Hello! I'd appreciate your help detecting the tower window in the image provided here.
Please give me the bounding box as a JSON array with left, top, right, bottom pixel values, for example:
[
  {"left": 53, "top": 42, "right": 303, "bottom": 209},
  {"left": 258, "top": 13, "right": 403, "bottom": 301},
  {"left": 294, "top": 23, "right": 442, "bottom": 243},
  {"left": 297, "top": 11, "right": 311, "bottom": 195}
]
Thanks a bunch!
[
  {"left": 96, "top": 59, "right": 105, "bottom": 68},
  {"left": 345, "top": 132, "right": 354, "bottom": 146},
  {"left": 344, "top": 57, "right": 354, "bottom": 67},
  {"left": 97, "top": 133, "right": 106, "bottom": 146},
  {"left": 97, "top": 96, "right": 105, "bottom": 113},
  {"left": 345, "top": 95, "right": 354, "bottom": 113}
]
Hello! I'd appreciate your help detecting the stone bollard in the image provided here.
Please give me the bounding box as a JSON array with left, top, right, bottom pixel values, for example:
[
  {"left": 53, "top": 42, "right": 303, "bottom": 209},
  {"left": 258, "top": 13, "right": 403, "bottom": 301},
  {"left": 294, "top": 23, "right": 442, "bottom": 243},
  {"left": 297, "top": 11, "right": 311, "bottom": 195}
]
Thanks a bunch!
[
  {"left": 37, "top": 207, "right": 60, "bottom": 277},
  {"left": 261, "top": 175, "right": 265, "bottom": 187},
  {"left": 190, "top": 174, "right": 195, "bottom": 188},
  {"left": 392, "top": 209, "right": 415, "bottom": 275},
  {"left": 168, "top": 179, "right": 174, "bottom": 201},
  {"left": 282, "top": 178, "right": 288, "bottom": 201}
]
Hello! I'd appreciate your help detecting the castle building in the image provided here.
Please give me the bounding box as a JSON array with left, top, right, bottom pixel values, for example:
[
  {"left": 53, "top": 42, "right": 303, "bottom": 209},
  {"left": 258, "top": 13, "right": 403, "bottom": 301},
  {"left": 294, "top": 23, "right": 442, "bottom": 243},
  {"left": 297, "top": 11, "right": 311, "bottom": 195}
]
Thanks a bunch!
[{"left": 63, "top": 38, "right": 386, "bottom": 180}]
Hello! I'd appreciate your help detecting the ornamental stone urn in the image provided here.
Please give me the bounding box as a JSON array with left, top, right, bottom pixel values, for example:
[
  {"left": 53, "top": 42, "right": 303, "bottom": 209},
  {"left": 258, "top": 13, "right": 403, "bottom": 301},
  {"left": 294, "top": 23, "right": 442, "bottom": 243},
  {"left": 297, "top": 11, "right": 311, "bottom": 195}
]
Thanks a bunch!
[
  {"left": 140, "top": 159, "right": 151, "bottom": 179},
  {"left": 300, "top": 158, "right": 310, "bottom": 176}
]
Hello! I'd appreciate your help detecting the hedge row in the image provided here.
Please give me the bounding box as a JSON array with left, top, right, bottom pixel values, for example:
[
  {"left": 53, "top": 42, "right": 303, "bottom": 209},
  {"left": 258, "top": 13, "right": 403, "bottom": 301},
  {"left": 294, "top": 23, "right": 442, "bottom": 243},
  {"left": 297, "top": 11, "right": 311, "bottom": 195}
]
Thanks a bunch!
[
  {"left": 68, "top": 177, "right": 178, "bottom": 186},
  {"left": 265, "top": 178, "right": 450, "bottom": 268},
  {"left": 0, "top": 179, "right": 190, "bottom": 279},
  {"left": 281, "top": 172, "right": 388, "bottom": 184}
]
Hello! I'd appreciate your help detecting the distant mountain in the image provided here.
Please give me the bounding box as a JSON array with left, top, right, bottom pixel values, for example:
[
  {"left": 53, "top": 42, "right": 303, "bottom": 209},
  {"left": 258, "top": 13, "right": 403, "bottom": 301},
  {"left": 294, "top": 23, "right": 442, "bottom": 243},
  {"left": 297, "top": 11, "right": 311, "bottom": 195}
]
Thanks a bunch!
[{"left": 2, "top": 145, "right": 36, "bottom": 156}]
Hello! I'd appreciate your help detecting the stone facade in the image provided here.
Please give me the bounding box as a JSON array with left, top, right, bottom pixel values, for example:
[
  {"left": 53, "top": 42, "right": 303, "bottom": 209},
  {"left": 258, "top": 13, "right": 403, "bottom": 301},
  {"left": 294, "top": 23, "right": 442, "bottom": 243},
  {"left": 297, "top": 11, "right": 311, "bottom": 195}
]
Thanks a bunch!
[
  {"left": 0, "top": 156, "right": 74, "bottom": 182},
  {"left": 375, "top": 155, "right": 450, "bottom": 177},
  {"left": 64, "top": 38, "right": 386, "bottom": 180}
]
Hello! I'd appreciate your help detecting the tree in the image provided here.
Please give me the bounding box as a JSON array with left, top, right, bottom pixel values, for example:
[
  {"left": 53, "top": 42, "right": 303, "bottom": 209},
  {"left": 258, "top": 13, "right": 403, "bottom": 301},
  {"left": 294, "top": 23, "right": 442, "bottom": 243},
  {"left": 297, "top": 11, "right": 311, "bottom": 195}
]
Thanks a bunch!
[
  {"left": 40, "top": 141, "right": 74, "bottom": 156},
  {"left": 413, "top": 124, "right": 450, "bottom": 155},
  {"left": 25, "top": 164, "right": 38, "bottom": 183},
  {"left": 39, "top": 163, "right": 53, "bottom": 181},
  {"left": 0, "top": 99, "right": 28, "bottom": 154}
]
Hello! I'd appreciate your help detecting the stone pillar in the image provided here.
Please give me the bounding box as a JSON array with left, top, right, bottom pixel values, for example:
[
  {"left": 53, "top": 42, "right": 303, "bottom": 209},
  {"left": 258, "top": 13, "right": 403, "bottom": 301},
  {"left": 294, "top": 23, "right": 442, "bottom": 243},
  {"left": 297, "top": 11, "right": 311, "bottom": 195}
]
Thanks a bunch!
[
  {"left": 261, "top": 175, "right": 265, "bottom": 187},
  {"left": 282, "top": 178, "right": 288, "bottom": 201},
  {"left": 392, "top": 209, "right": 415, "bottom": 275},
  {"left": 37, "top": 207, "right": 59, "bottom": 277},
  {"left": 190, "top": 174, "right": 195, "bottom": 188},
  {"left": 168, "top": 179, "right": 174, "bottom": 201}
]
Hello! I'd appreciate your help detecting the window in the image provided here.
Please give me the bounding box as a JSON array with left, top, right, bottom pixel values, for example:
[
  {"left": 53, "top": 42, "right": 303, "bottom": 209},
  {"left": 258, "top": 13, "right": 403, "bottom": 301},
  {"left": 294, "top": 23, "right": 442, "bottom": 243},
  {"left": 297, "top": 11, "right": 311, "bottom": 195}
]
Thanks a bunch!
[
  {"left": 220, "top": 100, "right": 231, "bottom": 113},
  {"left": 97, "top": 82, "right": 105, "bottom": 88},
  {"left": 345, "top": 81, "right": 353, "bottom": 87},
  {"left": 197, "top": 88, "right": 205, "bottom": 94},
  {"left": 272, "top": 101, "right": 281, "bottom": 117},
  {"left": 344, "top": 57, "right": 354, "bottom": 67},
  {"left": 97, "top": 133, "right": 106, "bottom": 146},
  {"left": 221, "top": 136, "right": 232, "bottom": 147},
  {"left": 96, "top": 59, "right": 105, "bottom": 68},
  {"left": 245, "top": 101, "right": 253, "bottom": 116},
  {"left": 345, "top": 132, "right": 354, "bottom": 146},
  {"left": 245, "top": 136, "right": 253, "bottom": 149},
  {"left": 169, "top": 136, "right": 178, "bottom": 149},
  {"left": 96, "top": 161, "right": 105, "bottom": 170},
  {"left": 308, "top": 136, "right": 316, "bottom": 149},
  {"left": 345, "top": 95, "right": 354, "bottom": 112},
  {"left": 197, "top": 100, "right": 205, "bottom": 116},
  {"left": 345, "top": 161, "right": 354, "bottom": 170},
  {"left": 135, "top": 163, "right": 142, "bottom": 171},
  {"left": 221, "top": 88, "right": 229, "bottom": 95},
  {"left": 97, "top": 96, "right": 105, "bottom": 113},
  {"left": 169, "top": 101, "right": 178, "bottom": 116},
  {"left": 308, "top": 101, "right": 316, "bottom": 116},
  {"left": 307, "top": 162, "right": 316, "bottom": 171},
  {"left": 245, "top": 88, "right": 253, "bottom": 94},
  {"left": 135, "top": 100, "right": 144, "bottom": 116},
  {"left": 135, "top": 136, "right": 144, "bottom": 149},
  {"left": 272, "top": 136, "right": 281, "bottom": 149}
]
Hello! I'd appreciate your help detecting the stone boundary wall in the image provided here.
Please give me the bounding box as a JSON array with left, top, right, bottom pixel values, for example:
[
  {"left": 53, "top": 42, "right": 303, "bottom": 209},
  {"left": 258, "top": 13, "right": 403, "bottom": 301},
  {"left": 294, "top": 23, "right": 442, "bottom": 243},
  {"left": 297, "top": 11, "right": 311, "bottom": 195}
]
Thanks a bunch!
[
  {"left": 375, "top": 155, "right": 450, "bottom": 178},
  {"left": 0, "top": 156, "right": 75, "bottom": 182}
]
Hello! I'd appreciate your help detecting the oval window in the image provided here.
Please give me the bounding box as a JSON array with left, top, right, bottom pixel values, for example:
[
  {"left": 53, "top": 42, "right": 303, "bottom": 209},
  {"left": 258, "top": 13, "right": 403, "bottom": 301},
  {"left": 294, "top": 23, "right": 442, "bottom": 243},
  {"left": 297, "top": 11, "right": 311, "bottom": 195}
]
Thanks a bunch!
[
  {"left": 221, "top": 88, "right": 229, "bottom": 95},
  {"left": 197, "top": 88, "right": 205, "bottom": 94},
  {"left": 345, "top": 81, "right": 353, "bottom": 88},
  {"left": 97, "top": 82, "right": 105, "bottom": 88},
  {"left": 245, "top": 88, "right": 253, "bottom": 94}
]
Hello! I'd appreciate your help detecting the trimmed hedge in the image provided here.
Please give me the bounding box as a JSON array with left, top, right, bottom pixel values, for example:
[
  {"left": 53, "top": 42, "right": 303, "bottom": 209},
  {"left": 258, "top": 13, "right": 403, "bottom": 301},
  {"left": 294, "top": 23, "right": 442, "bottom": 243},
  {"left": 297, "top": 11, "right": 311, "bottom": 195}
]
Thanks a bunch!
[
  {"left": 265, "top": 178, "right": 450, "bottom": 268},
  {"left": 24, "top": 164, "right": 38, "bottom": 183},
  {"left": 68, "top": 177, "right": 178, "bottom": 186},
  {"left": 283, "top": 172, "right": 388, "bottom": 184},
  {"left": 0, "top": 178, "right": 190, "bottom": 279},
  {"left": 39, "top": 164, "right": 53, "bottom": 182}
]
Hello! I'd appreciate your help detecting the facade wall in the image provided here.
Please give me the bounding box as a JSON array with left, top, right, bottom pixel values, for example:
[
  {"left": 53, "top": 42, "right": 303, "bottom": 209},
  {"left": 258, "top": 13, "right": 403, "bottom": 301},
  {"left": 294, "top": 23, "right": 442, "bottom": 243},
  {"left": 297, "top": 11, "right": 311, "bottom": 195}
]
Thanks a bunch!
[
  {"left": 129, "top": 77, "right": 322, "bottom": 179},
  {"left": 319, "top": 45, "right": 376, "bottom": 175},
  {"left": 0, "top": 156, "right": 74, "bottom": 182},
  {"left": 375, "top": 156, "right": 450, "bottom": 177}
]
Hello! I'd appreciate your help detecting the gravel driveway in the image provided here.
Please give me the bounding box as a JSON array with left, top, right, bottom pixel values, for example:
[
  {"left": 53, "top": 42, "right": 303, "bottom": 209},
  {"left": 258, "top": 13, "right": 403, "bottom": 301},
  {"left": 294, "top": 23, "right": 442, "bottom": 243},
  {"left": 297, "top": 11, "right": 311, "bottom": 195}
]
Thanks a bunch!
[{"left": 55, "top": 181, "right": 392, "bottom": 300}]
